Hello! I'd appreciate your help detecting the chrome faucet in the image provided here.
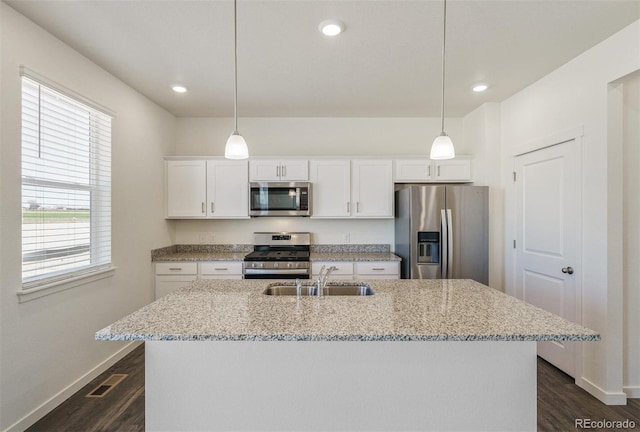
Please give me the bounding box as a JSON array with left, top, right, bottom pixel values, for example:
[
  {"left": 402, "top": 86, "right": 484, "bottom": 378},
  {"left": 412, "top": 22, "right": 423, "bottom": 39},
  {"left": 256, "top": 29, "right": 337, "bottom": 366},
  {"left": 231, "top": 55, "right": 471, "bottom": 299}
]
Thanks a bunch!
[{"left": 316, "top": 265, "right": 338, "bottom": 298}]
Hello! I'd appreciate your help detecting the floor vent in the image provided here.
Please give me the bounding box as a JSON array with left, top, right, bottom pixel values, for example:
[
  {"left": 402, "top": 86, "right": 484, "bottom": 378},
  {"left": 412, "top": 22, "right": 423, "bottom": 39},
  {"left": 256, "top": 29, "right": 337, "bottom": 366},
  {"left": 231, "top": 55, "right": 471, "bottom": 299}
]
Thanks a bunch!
[{"left": 86, "top": 374, "right": 127, "bottom": 398}]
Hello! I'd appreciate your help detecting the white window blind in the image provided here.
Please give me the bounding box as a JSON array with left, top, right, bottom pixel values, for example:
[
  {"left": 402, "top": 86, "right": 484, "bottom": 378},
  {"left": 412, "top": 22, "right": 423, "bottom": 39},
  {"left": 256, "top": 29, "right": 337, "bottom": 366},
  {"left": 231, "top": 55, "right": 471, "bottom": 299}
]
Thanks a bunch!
[{"left": 21, "top": 76, "right": 112, "bottom": 289}]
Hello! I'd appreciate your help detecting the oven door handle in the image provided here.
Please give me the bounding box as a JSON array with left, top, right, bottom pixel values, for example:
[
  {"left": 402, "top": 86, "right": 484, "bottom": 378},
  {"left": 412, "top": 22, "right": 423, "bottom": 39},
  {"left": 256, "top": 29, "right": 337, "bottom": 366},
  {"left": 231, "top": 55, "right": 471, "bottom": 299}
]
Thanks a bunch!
[{"left": 244, "top": 268, "right": 310, "bottom": 275}]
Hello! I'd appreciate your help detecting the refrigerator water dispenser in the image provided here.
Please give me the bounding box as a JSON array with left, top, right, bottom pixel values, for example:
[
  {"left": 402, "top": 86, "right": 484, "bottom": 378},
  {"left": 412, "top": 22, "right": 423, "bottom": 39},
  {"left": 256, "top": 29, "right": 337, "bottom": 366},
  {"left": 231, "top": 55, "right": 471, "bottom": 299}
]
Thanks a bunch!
[{"left": 417, "top": 232, "right": 440, "bottom": 263}]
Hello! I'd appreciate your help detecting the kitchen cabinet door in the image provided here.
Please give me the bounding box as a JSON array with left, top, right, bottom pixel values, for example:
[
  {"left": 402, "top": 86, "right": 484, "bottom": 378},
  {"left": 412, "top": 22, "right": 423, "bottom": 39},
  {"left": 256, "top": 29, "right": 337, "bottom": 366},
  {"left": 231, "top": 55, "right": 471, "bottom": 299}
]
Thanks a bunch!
[
  {"left": 311, "top": 262, "right": 354, "bottom": 280},
  {"left": 249, "top": 159, "right": 308, "bottom": 181},
  {"left": 155, "top": 262, "right": 198, "bottom": 299},
  {"left": 206, "top": 160, "right": 249, "bottom": 218},
  {"left": 394, "top": 159, "right": 432, "bottom": 182},
  {"left": 355, "top": 261, "right": 400, "bottom": 279},
  {"left": 351, "top": 159, "right": 393, "bottom": 218},
  {"left": 279, "top": 159, "right": 309, "bottom": 181},
  {"left": 200, "top": 261, "right": 243, "bottom": 279},
  {"left": 166, "top": 160, "right": 207, "bottom": 218},
  {"left": 249, "top": 160, "right": 281, "bottom": 181},
  {"left": 434, "top": 159, "right": 472, "bottom": 182},
  {"left": 309, "top": 159, "right": 351, "bottom": 218}
]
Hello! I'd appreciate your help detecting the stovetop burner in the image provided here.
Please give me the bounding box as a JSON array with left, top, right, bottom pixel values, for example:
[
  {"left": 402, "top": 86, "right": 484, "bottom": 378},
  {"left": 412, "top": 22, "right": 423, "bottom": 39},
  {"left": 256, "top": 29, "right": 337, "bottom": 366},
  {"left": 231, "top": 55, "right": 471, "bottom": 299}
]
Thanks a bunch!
[{"left": 244, "top": 250, "right": 310, "bottom": 262}]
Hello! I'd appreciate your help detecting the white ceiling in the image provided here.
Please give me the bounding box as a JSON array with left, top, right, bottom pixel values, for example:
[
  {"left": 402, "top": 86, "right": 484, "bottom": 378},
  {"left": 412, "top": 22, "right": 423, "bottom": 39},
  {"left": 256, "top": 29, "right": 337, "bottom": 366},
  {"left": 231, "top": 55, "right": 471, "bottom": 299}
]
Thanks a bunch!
[{"left": 5, "top": 0, "right": 639, "bottom": 118}]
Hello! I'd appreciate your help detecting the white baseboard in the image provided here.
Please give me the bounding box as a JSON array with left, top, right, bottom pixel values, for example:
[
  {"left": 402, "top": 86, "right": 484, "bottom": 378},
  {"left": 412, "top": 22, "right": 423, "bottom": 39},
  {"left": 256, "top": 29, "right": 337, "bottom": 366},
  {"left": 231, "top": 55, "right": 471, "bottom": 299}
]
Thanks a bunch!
[
  {"left": 624, "top": 386, "right": 640, "bottom": 399},
  {"left": 3, "top": 341, "right": 142, "bottom": 432},
  {"left": 576, "top": 376, "right": 628, "bottom": 405}
]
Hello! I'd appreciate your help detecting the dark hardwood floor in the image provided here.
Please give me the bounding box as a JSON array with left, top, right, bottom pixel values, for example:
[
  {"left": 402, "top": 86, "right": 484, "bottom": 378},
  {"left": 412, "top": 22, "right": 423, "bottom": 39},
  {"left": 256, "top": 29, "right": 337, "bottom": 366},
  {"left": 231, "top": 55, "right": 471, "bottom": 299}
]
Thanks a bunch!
[{"left": 27, "top": 346, "right": 639, "bottom": 432}]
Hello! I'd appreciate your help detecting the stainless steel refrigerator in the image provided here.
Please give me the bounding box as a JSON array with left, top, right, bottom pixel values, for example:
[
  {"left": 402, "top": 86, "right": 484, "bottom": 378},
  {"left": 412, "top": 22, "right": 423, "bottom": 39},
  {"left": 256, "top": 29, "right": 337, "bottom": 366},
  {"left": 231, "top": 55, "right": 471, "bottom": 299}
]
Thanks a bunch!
[{"left": 394, "top": 185, "right": 488, "bottom": 283}]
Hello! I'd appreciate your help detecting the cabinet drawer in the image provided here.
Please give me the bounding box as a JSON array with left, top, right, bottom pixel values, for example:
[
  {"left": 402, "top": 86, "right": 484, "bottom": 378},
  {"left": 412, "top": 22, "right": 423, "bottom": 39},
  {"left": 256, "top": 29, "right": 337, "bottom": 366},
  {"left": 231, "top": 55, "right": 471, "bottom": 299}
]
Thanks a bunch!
[
  {"left": 200, "top": 262, "right": 243, "bottom": 275},
  {"left": 355, "top": 261, "right": 399, "bottom": 275},
  {"left": 155, "top": 262, "right": 198, "bottom": 275},
  {"left": 311, "top": 262, "right": 354, "bottom": 276}
]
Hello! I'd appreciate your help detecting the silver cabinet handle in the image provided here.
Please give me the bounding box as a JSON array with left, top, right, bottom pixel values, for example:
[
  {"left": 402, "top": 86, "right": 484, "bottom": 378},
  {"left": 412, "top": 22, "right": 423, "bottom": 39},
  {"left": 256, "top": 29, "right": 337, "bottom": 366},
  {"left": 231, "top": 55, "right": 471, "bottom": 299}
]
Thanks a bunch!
[
  {"left": 276, "top": 165, "right": 280, "bottom": 177},
  {"left": 214, "top": 268, "right": 228, "bottom": 271},
  {"left": 282, "top": 165, "right": 287, "bottom": 177},
  {"left": 428, "top": 165, "right": 431, "bottom": 177},
  {"left": 169, "top": 267, "right": 182, "bottom": 271},
  {"left": 211, "top": 202, "right": 215, "bottom": 213},
  {"left": 201, "top": 202, "right": 205, "bottom": 214},
  {"left": 562, "top": 266, "right": 574, "bottom": 275},
  {"left": 437, "top": 166, "right": 441, "bottom": 177},
  {"left": 357, "top": 201, "right": 360, "bottom": 212},
  {"left": 446, "top": 208, "right": 453, "bottom": 279},
  {"left": 347, "top": 202, "right": 350, "bottom": 213},
  {"left": 372, "top": 268, "right": 385, "bottom": 271}
]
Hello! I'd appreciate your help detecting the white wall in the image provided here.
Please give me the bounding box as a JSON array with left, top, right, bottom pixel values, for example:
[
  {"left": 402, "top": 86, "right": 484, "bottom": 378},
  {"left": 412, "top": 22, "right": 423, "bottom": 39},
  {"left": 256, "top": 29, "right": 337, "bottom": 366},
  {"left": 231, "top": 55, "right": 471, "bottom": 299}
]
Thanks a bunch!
[
  {"left": 623, "top": 71, "right": 640, "bottom": 398},
  {"left": 176, "top": 117, "right": 466, "bottom": 157},
  {"left": 463, "top": 103, "right": 503, "bottom": 291},
  {"left": 501, "top": 20, "right": 640, "bottom": 403},
  {"left": 174, "top": 116, "right": 468, "bottom": 247},
  {"left": 0, "top": 4, "right": 176, "bottom": 430}
]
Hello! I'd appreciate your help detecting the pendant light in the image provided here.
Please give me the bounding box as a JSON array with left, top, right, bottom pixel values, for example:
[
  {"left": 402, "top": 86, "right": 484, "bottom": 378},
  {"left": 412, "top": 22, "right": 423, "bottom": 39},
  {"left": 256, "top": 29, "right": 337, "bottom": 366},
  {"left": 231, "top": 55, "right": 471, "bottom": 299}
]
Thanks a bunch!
[
  {"left": 225, "top": 0, "right": 249, "bottom": 159},
  {"left": 430, "top": 0, "right": 455, "bottom": 160}
]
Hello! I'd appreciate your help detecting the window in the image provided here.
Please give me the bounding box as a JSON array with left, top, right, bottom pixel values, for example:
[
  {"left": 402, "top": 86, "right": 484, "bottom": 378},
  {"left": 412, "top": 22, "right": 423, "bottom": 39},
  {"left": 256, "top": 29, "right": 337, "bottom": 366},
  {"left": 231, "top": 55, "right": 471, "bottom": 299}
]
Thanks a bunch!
[{"left": 21, "top": 75, "right": 112, "bottom": 290}]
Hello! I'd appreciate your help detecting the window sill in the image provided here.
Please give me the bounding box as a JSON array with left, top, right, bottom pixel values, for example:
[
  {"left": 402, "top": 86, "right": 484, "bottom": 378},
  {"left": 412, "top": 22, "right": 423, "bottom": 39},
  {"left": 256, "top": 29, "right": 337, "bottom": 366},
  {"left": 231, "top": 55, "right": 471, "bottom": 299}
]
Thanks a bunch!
[{"left": 17, "top": 266, "right": 117, "bottom": 303}]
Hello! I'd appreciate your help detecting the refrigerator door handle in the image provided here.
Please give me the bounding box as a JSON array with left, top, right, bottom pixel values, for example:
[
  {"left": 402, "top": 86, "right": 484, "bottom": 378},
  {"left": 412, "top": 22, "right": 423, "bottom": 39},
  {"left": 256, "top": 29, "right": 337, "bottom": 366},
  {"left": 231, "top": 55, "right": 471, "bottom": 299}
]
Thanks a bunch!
[
  {"left": 446, "top": 209, "right": 453, "bottom": 279},
  {"left": 441, "top": 209, "right": 448, "bottom": 279}
]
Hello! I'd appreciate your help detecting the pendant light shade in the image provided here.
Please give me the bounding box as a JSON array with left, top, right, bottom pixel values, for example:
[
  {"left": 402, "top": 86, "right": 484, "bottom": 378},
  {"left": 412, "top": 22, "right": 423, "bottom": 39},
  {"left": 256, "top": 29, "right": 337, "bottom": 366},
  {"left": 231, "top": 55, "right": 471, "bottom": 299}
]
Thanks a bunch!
[
  {"left": 225, "top": 0, "right": 249, "bottom": 160},
  {"left": 430, "top": 133, "right": 455, "bottom": 160},
  {"left": 430, "top": 0, "right": 455, "bottom": 160},
  {"left": 225, "top": 132, "right": 249, "bottom": 159}
]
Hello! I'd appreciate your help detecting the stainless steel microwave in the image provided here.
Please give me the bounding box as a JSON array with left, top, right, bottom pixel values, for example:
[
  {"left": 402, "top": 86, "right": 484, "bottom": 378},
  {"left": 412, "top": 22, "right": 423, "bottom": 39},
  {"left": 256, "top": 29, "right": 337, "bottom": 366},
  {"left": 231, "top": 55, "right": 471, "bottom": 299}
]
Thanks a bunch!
[{"left": 249, "top": 182, "right": 311, "bottom": 217}]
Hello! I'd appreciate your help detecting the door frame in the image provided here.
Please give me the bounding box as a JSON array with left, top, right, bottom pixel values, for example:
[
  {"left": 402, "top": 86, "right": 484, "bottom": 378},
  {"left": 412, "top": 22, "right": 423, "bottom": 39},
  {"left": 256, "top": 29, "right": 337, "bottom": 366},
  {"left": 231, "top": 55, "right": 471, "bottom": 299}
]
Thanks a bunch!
[{"left": 506, "top": 125, "right": 584, "bottom": 380}]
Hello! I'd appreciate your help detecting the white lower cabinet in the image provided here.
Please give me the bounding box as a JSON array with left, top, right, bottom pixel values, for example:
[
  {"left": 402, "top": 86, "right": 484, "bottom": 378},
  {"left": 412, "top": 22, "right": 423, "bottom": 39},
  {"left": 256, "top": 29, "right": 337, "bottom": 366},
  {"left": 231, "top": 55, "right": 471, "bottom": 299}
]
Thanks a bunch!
[
  {"left": 355, "top": 261, "right": 400, "bottom": 279},
  {"left": 199, "top": 262, "right": 243, "bottom": 279},
  {"left": 155, "top": 261, "right": 242, "bottom": 299},
  {"left": 311, "top": 261, "right": 399, "bottom": 280},
  {"left": 311, "top": 262, "right": 354, "bottom": 280},
  {"left": 155, "top": 263, "right": 198, "bottom": 299}
]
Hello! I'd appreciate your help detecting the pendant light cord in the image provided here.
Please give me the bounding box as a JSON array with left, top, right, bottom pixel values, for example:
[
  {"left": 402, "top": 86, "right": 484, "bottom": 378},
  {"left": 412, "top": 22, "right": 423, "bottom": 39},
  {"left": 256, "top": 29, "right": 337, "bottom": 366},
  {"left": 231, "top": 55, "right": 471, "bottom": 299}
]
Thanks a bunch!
[
  {"left": 233, "top": 0, "right": 239, "bottom": 133},
  {"left": 440, "top": 0, "right": 447, "bottom": 135}
]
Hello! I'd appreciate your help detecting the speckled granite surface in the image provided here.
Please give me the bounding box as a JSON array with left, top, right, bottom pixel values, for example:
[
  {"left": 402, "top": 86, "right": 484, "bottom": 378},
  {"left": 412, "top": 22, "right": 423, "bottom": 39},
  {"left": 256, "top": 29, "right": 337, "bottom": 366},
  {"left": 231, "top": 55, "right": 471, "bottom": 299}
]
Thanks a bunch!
[
  {"left": 96, "top": 279, "right": 599, "bottom": 342},
  {"left": 311, "top": 252, "right": 401, "bottom": 262},
  {"left": 152, "top": 244, "right": 401, "bottom": 262},
  {"left": 152, "top": 244, "right": 252, "bottom": 262},
  {"left": 311, "top": 244, "right": 390, "bottom": 253}
]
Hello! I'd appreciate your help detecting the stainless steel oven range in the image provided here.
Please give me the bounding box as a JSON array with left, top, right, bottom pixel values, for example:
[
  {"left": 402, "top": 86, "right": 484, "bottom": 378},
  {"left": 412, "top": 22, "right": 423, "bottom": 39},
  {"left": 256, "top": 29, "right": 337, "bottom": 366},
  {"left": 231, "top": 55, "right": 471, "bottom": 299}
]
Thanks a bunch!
[{"left": 243, "top": 232, "right": 311, "bottom": 279}]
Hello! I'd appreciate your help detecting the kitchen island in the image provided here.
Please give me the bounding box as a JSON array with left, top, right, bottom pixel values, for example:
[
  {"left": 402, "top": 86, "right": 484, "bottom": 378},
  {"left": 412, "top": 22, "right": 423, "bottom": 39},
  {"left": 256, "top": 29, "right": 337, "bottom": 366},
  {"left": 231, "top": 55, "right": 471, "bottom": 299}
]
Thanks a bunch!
[{"left": 97, "top": 279, "right": 599, "bottom": 431}]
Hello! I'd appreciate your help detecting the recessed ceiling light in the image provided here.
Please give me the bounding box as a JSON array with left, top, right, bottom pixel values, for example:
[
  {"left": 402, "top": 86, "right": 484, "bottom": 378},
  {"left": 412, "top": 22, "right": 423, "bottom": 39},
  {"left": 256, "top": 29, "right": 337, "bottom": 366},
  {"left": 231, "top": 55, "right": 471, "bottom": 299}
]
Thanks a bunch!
[
  {"left": 319, "top": 19, "right": 345, "bottom": 36},
  {"left": 472, "top": 84, "right": 488, "bottom": 92},
  {"left": 171, "top": 85, "right": 188, "bottom": 93}
]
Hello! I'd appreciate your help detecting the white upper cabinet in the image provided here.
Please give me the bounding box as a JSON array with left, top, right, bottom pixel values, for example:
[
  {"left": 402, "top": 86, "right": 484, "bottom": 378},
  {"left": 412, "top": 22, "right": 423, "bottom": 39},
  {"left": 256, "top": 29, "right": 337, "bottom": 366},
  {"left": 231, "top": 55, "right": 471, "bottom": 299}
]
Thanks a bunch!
[
  {"left": 351, "top": 159, "right": 393, "bottom": 218},
  {"left": 394, "top": 158, "right": 472, "bottom": 183},
  {"left": 206, "top": 160, "right": 249, "bottom": 218},
  {"left": 249, "top": 159, "right": 309, "bottom": 181},
  {"left": 310, "top": 159, "right": 393, "bottom": 218},
  {"left": 433, "top": 159, "right": 472, "bottom": 182},
  {"left": 166, "top": 158, "right": 248, "bottom": 219},
  {"left": 309, "top": 160, "right": 351, "bottom": 218},
  {"left": 394, "top": 159, "right": 432, "bottom": 182},
  {"left": 166, "top": 160, "right": 207, "bottom": 217}
]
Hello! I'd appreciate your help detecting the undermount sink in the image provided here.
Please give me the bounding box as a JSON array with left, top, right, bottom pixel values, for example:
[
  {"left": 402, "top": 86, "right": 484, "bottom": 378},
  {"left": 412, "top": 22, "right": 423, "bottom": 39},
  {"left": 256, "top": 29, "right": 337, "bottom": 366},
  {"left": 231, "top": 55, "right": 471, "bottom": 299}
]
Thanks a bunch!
[{"left": 263, "top": 282, "right": 375, "bottom": 296}]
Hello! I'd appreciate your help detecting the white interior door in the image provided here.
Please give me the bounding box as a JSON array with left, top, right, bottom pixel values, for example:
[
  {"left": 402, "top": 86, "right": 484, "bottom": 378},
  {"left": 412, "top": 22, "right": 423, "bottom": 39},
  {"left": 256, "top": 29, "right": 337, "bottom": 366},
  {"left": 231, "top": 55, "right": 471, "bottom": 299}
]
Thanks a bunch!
[{"left": 514, "top": 140, "right": 580, "bottom": 377}]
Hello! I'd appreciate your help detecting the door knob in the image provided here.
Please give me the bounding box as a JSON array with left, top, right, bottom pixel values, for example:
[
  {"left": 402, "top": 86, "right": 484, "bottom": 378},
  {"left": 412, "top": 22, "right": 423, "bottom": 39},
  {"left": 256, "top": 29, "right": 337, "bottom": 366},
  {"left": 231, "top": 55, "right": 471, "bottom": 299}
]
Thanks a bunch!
[{"left": 562, "top": 266, "right": 574, "bottom": 275}]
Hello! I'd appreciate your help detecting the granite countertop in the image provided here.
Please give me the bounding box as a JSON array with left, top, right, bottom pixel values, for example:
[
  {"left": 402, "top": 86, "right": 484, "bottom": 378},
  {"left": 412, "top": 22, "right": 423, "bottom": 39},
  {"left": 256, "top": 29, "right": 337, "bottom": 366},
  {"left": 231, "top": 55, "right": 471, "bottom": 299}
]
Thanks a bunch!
[
  {"left": 96, "top": 279, "right": 599, "bottom": 342},
  {"left": 154, "top": 252, "right": 249, "bottom": 262},
  {"left": 151, "top": 244, "right": 401, "bottom": 262},
  {"left": 310, "top": 252, "right": 401, "bottom": 262}
]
